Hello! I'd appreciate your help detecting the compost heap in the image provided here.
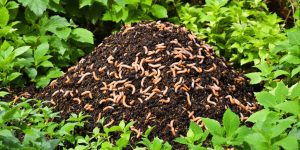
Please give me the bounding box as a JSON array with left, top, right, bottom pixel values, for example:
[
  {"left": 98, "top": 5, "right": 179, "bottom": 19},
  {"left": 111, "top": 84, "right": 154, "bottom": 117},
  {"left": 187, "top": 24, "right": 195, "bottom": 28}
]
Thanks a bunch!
[{"left": 37, "top": 21, "right": 258, "bottom": 143}]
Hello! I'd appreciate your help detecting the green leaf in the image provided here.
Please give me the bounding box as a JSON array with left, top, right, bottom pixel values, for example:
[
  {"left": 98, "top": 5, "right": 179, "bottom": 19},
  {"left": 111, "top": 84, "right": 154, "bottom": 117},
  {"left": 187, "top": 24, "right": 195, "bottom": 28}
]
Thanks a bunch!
[
  {"left": 95, "top": 0, "right": 108, "bottom": 6},
  {"left": 0, "top": 91, "right": 9, "bottom": 97},
  {"left": 0, "top": 7, "right": 9, "bottom": 26},
  {"left": 287, "top": 27, "right": 300, "bottom": 46},
  {"left": 245, "top": 72, "right": 263, "bottom": 84},
  {"left": 223, "top": 109, "right": 240, "bottom": 137},
  {"left": 244, "top": 133, "right": 268, "bottom": 150},
  {"left": 25, "top": 68, "right": 37, "bottom": 79},
  {"left": 247, "top": 109, "right": 271, "bottom": 123},
  {"left": 271, "top": 118, "right": 295, "bottom": 138},
  {"left": 36, "top": 76, "right": 50, "bottom": 88},
  {"left": 14, "top": 46, "right": 30, "bottom": 56},
  {"left": 273, "top": 70, "right": 289, "bottom": 78},
  {"left": 290, "top": 83, "right": 300, "bottom": 99},
  {"left": 274, "top": 136, "right": 298, "bottom": 150},
  {"left": 202, "top": 118, "right": 223, "bottom": 136},
  {"left": 275, "top": 101, "right": 300, "bottom": 115},
  {"left": 280, "top": 54, "right": 300, "bottom": 64},
  {"left": 7, "top": 72, "right": 21, "bottom": 82},
  {"left": 46, "top": 68, "right": 63, "bottom": 79},
  {"left": 291, "top": 66, "right": 300, "bottom": 77},
  {"left": 274, "top": 81, "right": 288, "bottom": 104},
  {"left": 151, "top": 4, "right": 168, "bottom": 18},
  {"left": 18, "top": 0, "right": 49, "bottom": 16},
  {"left": 39, "top": 60, "right": 54, "bottom": 67},
  {"left": 79, "top": 0, "right": 92, "bottom": 8},
  {"left": 254, "top": 91, "right": 277, "bottom": 108},
  {"left": 152, "top": 137, "right": 163, "bottom": 150},
  {"left": 71, "top": 28, "right": 94, "bottom": 44},
  {"left": 6, "top": 1, "right": 19, "bottom": 9}
]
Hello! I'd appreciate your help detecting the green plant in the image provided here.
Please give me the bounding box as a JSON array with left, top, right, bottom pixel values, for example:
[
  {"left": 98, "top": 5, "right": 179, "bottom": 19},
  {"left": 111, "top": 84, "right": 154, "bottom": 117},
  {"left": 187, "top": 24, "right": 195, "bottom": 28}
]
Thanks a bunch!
[
  {"left": 174, "top": 0, "right": 286, "bottom": 65},
  {"left": 174, "top": 121, "right": 208, "bottom": 149}
]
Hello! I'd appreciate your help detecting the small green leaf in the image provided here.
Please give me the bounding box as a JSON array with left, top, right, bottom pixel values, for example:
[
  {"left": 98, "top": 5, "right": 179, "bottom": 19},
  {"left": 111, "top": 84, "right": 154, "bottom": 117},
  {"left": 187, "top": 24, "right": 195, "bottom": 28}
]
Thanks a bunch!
[
  {"left": 79, "top": 0, "right": 92, "bottom": 8},
  {"left": 274, "top": 81, "right": 288, "bottom": 104},
  {"left": 0, "top": 91, "right": 9, "bottom": 97},
  {"left": 291, "top": 66, "right": 300, "bottom": 77},
  {"left": 223, "top": 109, "right": 240, "bottom": 137},
  {"left": 0, "top": 7, "right": 9, "bottom": 26},
  {"left": 151, "top": 4, "right": 168, "bottom": 18},
  {"left": 6, "top": 1, "right": 19, "bottom": 9},
  {"left": 290, "top": 83, "right": 300, "bottom": 99},
  {"left": 18, "top": 0, "right": 49, "bottom": 16},
  {"left": 7, "top": 72, "right": 21, "bottom": 82},
  {"left": 39, "top": 60, "right": 54, "bottom": 67},
  {"left": 274, "top": 136, "right": 298, "bottom": 150},
  {"left": 202, "top": 118, "right": 223, "bottom": 136},
  {"left": 46, "top": 68, "right": 63, "bottom": 79},
  {"left": 36, "top": 76, "right": 50, "bottom": 88},
  {"left": 245, "top": 72, "right": 263, "bottom": 84},
  {"left": 14, "top": 46, "right": 30, "bottom": 56},
  {"left": 254, "top": 91, "right": 277, "bottom": 108},
  {"left": 275, "top": 101, "right": 300, "bottom": 115},
  {"left": 287, "top": 27, "right": 300, "bottom": 46},
  {"left": 273, "top": 70, "right": 289, "bottom": 78},
  {"left": 71, "top": 28, "right": 94, "bottom": 44}
]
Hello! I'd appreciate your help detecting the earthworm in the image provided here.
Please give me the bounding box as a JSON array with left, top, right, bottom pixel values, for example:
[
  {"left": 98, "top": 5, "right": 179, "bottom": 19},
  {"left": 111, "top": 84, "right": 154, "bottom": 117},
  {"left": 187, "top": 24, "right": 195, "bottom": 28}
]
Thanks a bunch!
[
  {"left": 104, "top": 119, "right": 114, "bottom": 128},
  {"left": 92, "top": 72, "right": 100, "bottom": 81},
  {"left": 50, "top": 99, "right": 56, "bottom": 105},
  {"left": 177, "top": 68, "right": 189, "bottom": 74},
  {"left": 153, "top": 77, "right": 162, "bottom": 84},
  {"left": 147, "top": 51, "right": 156, "bottom": 56},
  {"left": 99, "top": 98, "right": 114, "bottom": 104},
  {"left": 166, "top": 50, "right": 170, "bottom": 55},
  {"left": 118, "top": 70, "right": 123, "bottom": 79},
  {"left": 185, "top": 92, "right": 192, "bottom": 106},
  {"left": 159, "top": 98, "right": 170, "bottom": 104},
  {"left": 204, "top": 64, "right": 216, "bottom": 72},
  {"left": 207, "top": 94, "right": 217, "bottom": 105},
  {"left": 171, "top": 67, "right": 176, "bottom": 77},
  {"left": 98, "top": 66, "right": 107, "bottom": 73},
  {"left": 211, "top": 77, "right": 219, "bottom": 85},
  {"left": 120, "top": 64, "right": 134, "bottom": 70},
  {"left": 181, "top": 85, "right": 190, "bottom": 92},
  {"left": 145, "top": 92, "right": 156, "bottom": 101},
  {"left": 51, "top": 90, "right": 61, "bottom": 97},
  {"left": 240, "top": 113, "right": 248, "bottom": 122},
  {"left": 170, "top": 39, "right": 179, "bottom": 44},
  {"left": 149, "top": 63, "right": 162, "bottom": 68},
  {"left": 188, "top": 34, "right": 196, "bottom": 42},
  {"left": 140, "top": 58, "right": 145, "bottom": 76},
  {"left": 130, "top": 126, "right": 142, "bottom": 138},
  {"left": 191, "top": 78, "right": 195, "bottom": 88},
  {"left": 103, "top": 106, "right": 114, "bottom": 112},
  {"left": 174, "top": 85, "right": 181, "bottom": 93},
  {"left": 84, "top": 104, "right": 94, "bottom": 111},
  {"left": 122, "top": 26, "right": 134, "bottom": 35},
  {"left": 81, "top": 91, "right": 93, "bottom": 99},
  {"left": 167, "top": 120, "right": 176, "bottom": 136},
  {"left": 192, "top": 117, "right": 201, "bottom": 122},
  {"left": 107, "top": 55, "right": 114, "bottom": 64},
  {"left": 141, "top": 86, "right": 152, "bottom": 94},
  {"left": 96, "top": 113, "right": 102, "bottom": 123},
  {"left": 49, "top": 79, "right": 57, "bottom": 88},
  {"left": 141, "top": 77, "right": 146, "bottom": 87},
  {"left": 113, "top": 79, "right": 128, "bottom": 87},
  {"left": 143, "top": 46, "right": 148, "bottom": 54},
  {"left": 188, "top": 111, "right": 194, "bottom": 118},
  {"left": 146, "top": 112, "right": 151, "bottom": 120},
  {"left": 175, "top": 77, "right": 183, "bottom": 87},
  {"left": 73, "top": 98, "right": 81, "bottom": 104},
  {"left": 191, "top": 66, "right": 202, "bottom": 73},
  {"left": 163, "top": 86, "right": 168, "bottom": 95},
  {"left": 152, "top": 87, "right": 161, "bottom": 93},
  {"left": 122, "top": 95, "right": 131, "bottom": 108},
  {"left": 138, "top": 98, "right": 143, "bottom": 103},
  {"left": 155, "top": 57, "right": 162, "bottom": 62},
  {"left": 88, "top": 63, "right": 94, "bottom": 70},
  {"left": 187, "top": 63, "right": 196, "bottom": 67},
  {"left": 63, "top": 90, "right": 71, "bottom": 98},
  {"left": 225, "top": 95, "right": 235, "bottom": 104},
  {"left": 68, "top": 66, "right": 77, "bottom": 72},
  {"left": 125, "top": 84, "right": 136, "bottom": 94},
  {"left": 77, "top": 72, "right": 91, "bottom": 84}
]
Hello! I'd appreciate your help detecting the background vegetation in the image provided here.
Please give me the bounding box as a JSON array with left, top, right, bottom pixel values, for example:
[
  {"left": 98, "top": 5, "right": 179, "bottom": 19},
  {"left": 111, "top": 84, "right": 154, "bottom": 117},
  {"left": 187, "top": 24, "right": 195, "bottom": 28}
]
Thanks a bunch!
[{"left": 0, "top": 0, "right": 299, "bottom": 149}]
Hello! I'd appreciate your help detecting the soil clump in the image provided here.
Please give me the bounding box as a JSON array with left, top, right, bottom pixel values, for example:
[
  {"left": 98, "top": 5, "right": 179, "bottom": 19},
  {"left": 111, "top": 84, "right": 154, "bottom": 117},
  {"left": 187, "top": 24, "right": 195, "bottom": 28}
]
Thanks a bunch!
[{"left": 36, "top": 21, "right": 259, "bottom": 148}]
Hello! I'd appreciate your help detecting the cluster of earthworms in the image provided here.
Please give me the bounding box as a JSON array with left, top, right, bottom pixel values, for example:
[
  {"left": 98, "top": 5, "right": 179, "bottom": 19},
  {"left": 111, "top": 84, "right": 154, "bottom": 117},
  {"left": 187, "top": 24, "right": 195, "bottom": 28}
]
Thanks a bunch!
[{"left": 38, "top": 21, "right": 258, "bottom": 140}]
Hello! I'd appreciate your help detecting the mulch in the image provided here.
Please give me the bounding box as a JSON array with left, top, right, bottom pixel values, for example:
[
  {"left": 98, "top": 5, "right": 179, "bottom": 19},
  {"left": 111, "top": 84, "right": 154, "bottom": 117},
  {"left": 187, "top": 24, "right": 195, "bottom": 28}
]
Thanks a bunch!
[{"left": 34, "top": 21, "right": 259, "bottom": 149}]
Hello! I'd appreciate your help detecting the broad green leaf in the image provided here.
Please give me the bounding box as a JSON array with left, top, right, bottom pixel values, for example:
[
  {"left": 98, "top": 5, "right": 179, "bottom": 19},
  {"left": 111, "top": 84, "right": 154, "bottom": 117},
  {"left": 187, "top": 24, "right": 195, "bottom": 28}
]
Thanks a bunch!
[
  {"left": 275, "top": 101, "right": 300, "bottom": 115},
  {"left": 79, "top": 0, "right": 92, "bottom": 8},
  {"left": 25, "top": 68, "right": 37, "bottom": 79},
  {"left": 0, "top": 129, "right": 21, "bottom": 148},
  {"left": 95, "top": 0, "right": 108, "bottom": 6},
  {"left": 223, "top": 109, "right": 240, "bottom": 137},
  {"left": 271, "top": 118, "right": 295, "bottom": 138},
  {"left": 14, "top": 46, "right": 30, "bottom": 56},
  {"left": 152, "top": 137, "right": 163, "bottom": 150},
  {"left": 188, "top": 121, "right": 203, "bottom": 141},
  {"left": 116, "top": 133, "right": 130, "bottom": 148},
  {"left": 6, "top": 1, "right": 19, "bottom": 9},
  {"left": 71, "top": 28, "right": 94, "bottom": 44},
  {"left": 36, "top": 76, "right": 50, "bottom": 88},
  {"left": 254, "top": 91, "right": 277, "bottom": 108},
  {"left": 0, "top": 7, "right": 9, "bottom": 26},
  {"left": 18, "top": 0, "right": 49, "bottom": 16},
  {"left": 173, "top": 137, "right": 188, "bottom": 145},
  {"left": 290, "top": 83, "right": 300, "bottom": 99},
  {"left": 202, "top": 118, "right": 223, "bottom": 136},
  {"left": 143, "top": 126, "right": 154, "bottom": 138},
  {"left": 1, "top": 106, "right": 18, "bottom": 122},
  {"left": 287, "top": 27, "right": 300, "bottom": 46},
  {"left": 46, "top": 68, "right": 63, "bottom": 79},
  {"left": 7, "top": 72, "right": 21, "bottom": 82},
  {"left": 291, "top": 66, "right": 300, "bottom": 77},
  {"left": 0, "top": 91, "right": 9, "bottom": 97},
  {"left": 162, "top": 142, "right": 172, "bottom": 150},
  {"left": 39, "top": 60, "right": 54, "bottom": 67},
  {"left": 247, "top": 109, "right": 271, "bottom": 123},
  {"left": 274, "top": 136, "right": 298, "bottom": 150},
  {"left": 151, "top": 4, "right": 168, "bottom": 18},
  {"left": 273, "top": 70, "right": 289, "bottom": 78},
  {"left": 274, "top": 81, "right": 288, "bottom": 103},
  {"left": 280, "top": 54, "right": 300, "bottom": 64},
  {"left": 244, "top": 133, "right": 268, "bottom": 150},
  {"left": 245, "top": 72, "right": 263, "bottom": 84}
]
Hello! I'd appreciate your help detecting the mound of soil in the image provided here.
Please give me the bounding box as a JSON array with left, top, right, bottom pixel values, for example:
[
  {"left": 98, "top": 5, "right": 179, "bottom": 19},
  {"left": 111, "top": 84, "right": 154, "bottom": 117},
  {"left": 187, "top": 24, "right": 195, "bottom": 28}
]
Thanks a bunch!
[{"left": 36, "top": 21, "right": 258, "bottom": 146}]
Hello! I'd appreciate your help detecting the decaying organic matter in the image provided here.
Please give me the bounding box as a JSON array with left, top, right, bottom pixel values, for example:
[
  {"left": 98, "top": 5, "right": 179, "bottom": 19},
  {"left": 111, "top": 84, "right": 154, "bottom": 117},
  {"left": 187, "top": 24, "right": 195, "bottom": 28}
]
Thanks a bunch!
[{"left": 36, "top": 21, "right": 258, "bottom": 146}]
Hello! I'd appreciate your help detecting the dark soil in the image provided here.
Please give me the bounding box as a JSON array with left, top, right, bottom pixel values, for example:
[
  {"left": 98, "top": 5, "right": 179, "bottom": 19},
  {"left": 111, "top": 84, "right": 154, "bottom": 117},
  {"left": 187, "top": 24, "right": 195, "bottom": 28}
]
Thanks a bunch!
[{"left": 36, "top": 21, "right": 259, "bottom": 149}]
